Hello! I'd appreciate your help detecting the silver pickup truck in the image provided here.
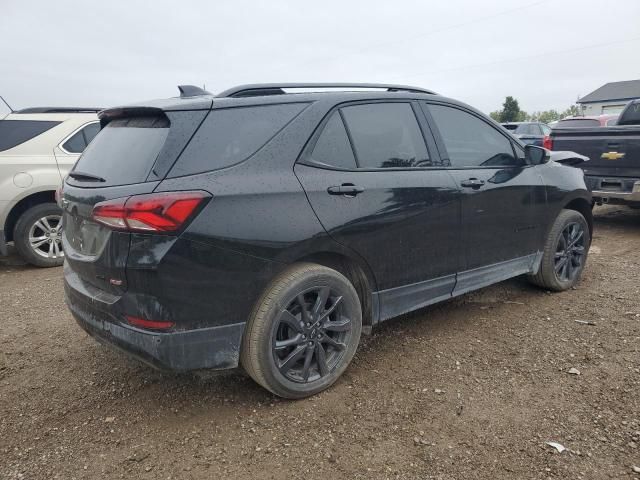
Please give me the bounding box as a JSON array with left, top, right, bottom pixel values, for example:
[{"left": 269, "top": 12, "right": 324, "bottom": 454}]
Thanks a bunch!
[{"left": 0, "top": 107, "right": 100, "bottom": 266}]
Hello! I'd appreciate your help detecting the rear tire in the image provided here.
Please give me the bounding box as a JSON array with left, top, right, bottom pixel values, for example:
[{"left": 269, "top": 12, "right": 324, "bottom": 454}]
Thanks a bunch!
[
  {"left": 528, "top": 209, "right": 590, "bottom": 291},
  {"left": 14, "top": 203, "right": 64, "bottom": 268},
  {"left": 241, "top": 263, "right": 362, "bottom": 399}
]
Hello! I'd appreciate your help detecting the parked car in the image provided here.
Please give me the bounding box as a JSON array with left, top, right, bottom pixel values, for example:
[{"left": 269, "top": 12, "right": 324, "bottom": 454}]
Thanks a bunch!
[
  {"left": 62, "top": 83, "right": 592, "bottom": 398},
  {"left": 501, "top": 121, "right": 551, "bottom": 146},
  {"left": 548, "top": 100, "right": 640, "bottom": 207},
  {"left": 553, "top": 115, "right": 619, "bottom": 128},
  {"left": 0, "top": 107, "right": 100, "bottom": 266}
]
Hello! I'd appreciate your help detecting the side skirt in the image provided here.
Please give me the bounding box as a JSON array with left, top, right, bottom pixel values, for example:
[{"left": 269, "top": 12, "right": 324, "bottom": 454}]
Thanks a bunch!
[{"left": 372, "top": 253, "right": 542, "bottom": 324}]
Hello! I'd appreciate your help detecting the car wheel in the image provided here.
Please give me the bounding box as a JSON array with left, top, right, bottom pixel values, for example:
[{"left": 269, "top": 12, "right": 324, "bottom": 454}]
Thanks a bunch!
[
  {"left": 241, "top": 263, "right": 362, "bottom": 399},
  {"left": 528, "top": 209, "right": 590, "bottom": 291},
  {"left": 14, "top": 203, "right": 64, "bottom": 268}
]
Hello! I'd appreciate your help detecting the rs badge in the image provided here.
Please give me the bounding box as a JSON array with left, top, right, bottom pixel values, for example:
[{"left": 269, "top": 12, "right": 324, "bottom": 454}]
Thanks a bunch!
[{"left": 601, "top": 151, "right": 625, "bottom": 160}]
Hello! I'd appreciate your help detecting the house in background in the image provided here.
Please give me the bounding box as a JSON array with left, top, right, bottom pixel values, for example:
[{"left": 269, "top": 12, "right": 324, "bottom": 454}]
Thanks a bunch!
[{"left": 577, "top": 79, "right": 640, "bottom": 115}]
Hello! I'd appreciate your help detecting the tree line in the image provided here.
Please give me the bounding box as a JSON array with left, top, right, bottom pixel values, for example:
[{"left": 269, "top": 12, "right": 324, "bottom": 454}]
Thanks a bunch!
[{"left": 489, "top": 96, "right": 582, "bottom": 124}]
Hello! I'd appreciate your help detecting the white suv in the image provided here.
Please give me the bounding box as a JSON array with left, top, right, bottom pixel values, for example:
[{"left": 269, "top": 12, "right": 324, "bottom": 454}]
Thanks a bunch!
[{"left": 0, "top": 107, "right": 100, "bottom": 266}]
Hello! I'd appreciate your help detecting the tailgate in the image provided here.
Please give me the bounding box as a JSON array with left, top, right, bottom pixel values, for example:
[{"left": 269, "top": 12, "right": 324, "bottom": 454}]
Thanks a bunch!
[
  {"left": 62, "top": 106, "right": 210, "bottom": 294},
  {"left": 552, "top": 127, "right": 640, "bottom": 177}
]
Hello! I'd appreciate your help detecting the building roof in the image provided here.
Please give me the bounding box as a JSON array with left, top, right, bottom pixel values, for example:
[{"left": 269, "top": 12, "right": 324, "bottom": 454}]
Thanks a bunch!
[{"left": 578, "top": 79, "right": 640, "bottom": 104}]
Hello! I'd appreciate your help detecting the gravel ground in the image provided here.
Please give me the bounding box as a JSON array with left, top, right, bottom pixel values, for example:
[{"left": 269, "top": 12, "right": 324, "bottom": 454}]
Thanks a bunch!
[{"left": 1, "top": 205, "right": 639, "bottom": 480}]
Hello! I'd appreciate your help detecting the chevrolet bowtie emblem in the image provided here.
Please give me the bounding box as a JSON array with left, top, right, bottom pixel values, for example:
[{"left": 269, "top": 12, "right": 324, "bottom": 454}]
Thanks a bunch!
[{"left": 601, "top": 151, "right": 625, "bottom": 160}]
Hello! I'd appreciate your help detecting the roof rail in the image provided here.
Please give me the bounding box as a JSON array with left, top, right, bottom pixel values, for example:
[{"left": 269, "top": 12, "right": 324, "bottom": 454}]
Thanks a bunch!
[
  {"left": 15, "top": 107, "right": 103, "bottom": 114},
  {"left": 216, "top": 83, "right": 436, "bottom": 98}
]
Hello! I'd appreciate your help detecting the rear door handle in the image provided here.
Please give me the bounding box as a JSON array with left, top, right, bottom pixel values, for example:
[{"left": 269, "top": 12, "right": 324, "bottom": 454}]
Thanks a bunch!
[
  {"left": 460, "top": 178, "right": 485, "bottom": 189},
  {"left": 327, "top": 184, "right": 364, "bottom": 196}
]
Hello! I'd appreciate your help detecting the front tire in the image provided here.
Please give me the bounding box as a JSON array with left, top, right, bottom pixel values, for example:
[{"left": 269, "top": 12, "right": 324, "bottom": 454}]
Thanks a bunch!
[
  {"left": 241, "top": 263, "right": 362, "bottom": 399},
  {"left": 13, "top": 203, "right": 64, "bottom": 268},
  {"left": 528, "top": 209, "right": 590, "bottom": 291}
]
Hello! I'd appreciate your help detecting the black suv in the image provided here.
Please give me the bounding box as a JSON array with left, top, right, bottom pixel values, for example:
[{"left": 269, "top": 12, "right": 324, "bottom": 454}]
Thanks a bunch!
[{"left": 62, "top": 83, "right": 592, "bottom": 398}]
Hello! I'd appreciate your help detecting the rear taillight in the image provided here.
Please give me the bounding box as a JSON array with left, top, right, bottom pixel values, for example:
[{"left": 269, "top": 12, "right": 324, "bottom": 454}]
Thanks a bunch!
[
  {"left": 543, "top": 135, "right": 553, "bottom": 150},
  {"left": 126, "top": 315, "right": 174, "bottom": 330},
  {"left": 92, "top": 191, "right": 209, "bottom": 233}
]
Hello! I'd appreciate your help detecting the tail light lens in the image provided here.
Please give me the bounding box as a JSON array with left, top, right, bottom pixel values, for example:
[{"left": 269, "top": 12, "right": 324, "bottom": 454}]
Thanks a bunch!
[
  {"left": 543, "top": 135, "right": 553, "bottom": 150},
  {"left": 92, "top": 191, "right": 209, "bottom": 233}
]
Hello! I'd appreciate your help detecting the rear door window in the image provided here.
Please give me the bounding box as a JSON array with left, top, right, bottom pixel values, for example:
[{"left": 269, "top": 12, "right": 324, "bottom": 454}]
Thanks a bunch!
[
  {"left": 308, "top": 112, "right": 357, "bottom": 169},
  {"left": 169, "top": 103, "right": 307, "bottom": 177},
  {"left": 340, "top": 103, "right": 431, "bottom": 168},
  {"left": 427, "top": 103, "right": 519, "bottom": 167},
  {"left": 0, "top": 120, "right": 61, "bottom": 151},
  {"left": 72, "top": 116, "right": 169, "bottom": 186}
]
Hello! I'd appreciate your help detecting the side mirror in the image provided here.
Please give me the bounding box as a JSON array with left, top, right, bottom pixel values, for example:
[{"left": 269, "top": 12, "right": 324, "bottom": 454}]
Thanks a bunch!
[{"left": 525, "top": 144, "right": 550, "bottom": 165}]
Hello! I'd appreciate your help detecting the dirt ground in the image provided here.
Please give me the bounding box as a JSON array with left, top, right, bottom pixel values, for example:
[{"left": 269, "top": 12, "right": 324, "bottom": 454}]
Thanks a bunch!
[{"left": 1, "top": 205, "right": 639, "bottom": 480}]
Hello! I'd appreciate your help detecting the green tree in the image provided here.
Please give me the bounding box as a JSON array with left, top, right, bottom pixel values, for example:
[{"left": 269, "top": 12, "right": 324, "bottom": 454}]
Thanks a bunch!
[
  {"left": 560, "top": 105, "right": 580, "bottom": 119},
  {"left": 489, "top": 111, "right": 502, "bottom": 122},
  {"left": 500, "top": 96, "right": 522, "bottom": 122}
]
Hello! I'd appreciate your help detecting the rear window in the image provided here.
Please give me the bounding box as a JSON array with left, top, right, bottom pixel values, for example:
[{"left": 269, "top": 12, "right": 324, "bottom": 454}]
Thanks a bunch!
[
  {"left": 72, "top": 116, "right": 169, "bottom": 186},
  {"left": 501, "top": 124, "right": 519, "bottom": 131},
  {"left": 618, "top": 103, "right": 640, "bottom": 125},
  {"left": 555, "top": 118, "right": 600, "bottom": 128},
  {"left": 0, "top": 120, "right": 61, "bottom": 151},
  {"left": 168, "top": 103, "right": 307, "bottom": 177}
]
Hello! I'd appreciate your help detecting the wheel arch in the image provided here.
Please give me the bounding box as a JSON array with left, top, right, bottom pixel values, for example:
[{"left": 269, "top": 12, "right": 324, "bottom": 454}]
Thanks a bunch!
[
  {"left": 563, "top": 196, "right": 593, "bottom": 238},
  {"left": 4, "top": 190, "right": 57, "bottom": 243},
  {"left": 293, "top": 251, "right": 377, "bottom": 333}
]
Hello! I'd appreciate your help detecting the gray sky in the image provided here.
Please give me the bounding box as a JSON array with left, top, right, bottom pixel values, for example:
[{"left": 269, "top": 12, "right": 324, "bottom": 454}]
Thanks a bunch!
[{"left": 2, "top": 0, "right": 639, "bottom": 115}]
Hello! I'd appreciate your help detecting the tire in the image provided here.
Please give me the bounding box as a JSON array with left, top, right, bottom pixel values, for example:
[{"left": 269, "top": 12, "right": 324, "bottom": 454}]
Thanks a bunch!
[
  {"left": 528, "top": 209, "right": 590, "bottom": 291},
  {"left": 241, "top": 262, "right": 362, "bottom": 399},
  {"left": 13, "top": 203, "right": 64, "bottom": 268}
]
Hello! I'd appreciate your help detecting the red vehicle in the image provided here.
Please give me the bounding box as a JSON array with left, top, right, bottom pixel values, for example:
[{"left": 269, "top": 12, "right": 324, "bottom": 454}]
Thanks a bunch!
[{"left": 544, "top": 115, "right": 619, "bottom": 149}]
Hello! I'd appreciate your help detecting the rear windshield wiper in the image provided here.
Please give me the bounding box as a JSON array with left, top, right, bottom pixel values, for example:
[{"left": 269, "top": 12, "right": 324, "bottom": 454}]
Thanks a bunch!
[{"left": 68, "top": 171, "right": 106, "bottom": 182}]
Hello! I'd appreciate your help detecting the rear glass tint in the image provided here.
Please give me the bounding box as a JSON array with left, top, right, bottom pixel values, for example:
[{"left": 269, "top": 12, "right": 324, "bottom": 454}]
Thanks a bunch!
[
  {"left": 618, "top": 103, "right": 640, "bottom": 125},
  {"left": 72, "top": 116, "right": 169, "bottom": 186},
  {"left": 555, "top": 119, "right": 600, "bottom": 128},
  {"left": 168, "top": 103, "right": 307, "bottom": 177},
  {"left": 502, "top": 124, "right": 519, "bottom": 131},
  {"left": 0, "top": 120, "right": 61, "bottom": 151}
]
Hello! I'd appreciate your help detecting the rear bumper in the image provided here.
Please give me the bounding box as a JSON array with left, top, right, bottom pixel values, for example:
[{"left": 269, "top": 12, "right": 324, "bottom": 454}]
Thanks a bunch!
[
  {"left": 64, "top": 266, "right": 245, "bottom": 372},
  {"left": 587, "top": 176, "right": 640, "bottom": 204}
]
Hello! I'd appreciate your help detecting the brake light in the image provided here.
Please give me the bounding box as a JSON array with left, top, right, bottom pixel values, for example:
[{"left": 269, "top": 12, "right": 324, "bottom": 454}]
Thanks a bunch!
[
  {"left": 92, "top": 191, "right": 209, "bottom": 233},
  {"left": 126, "top": 315, "right": 174, "bottom": 330},
  {"left": 543, "top": 135, "right": 553, "bottom": 150}
]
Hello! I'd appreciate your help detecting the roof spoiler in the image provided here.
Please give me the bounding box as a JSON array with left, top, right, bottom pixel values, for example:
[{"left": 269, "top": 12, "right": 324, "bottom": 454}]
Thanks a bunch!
[{"left": 98, "top": 106, "right": 167, "bottom": 127}]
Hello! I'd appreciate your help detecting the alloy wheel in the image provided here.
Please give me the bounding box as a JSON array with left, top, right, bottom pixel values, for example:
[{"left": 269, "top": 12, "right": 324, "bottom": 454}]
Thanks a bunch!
[
  {"left": 29, "top": 215, "right": 63, "bottom": 259},
  {"left": 272, "top": 286, "right": 353, "bottom": 383},
  {"left": 554, "top": 222, "right": 585, "bottom": 282}
]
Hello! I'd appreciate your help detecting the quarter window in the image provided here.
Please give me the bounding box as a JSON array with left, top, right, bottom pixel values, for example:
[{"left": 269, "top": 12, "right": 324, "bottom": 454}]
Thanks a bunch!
[
  {"left": 309, "top": 112, "right": 357, "bottom": 169},
  {"left": 340, "top": 103, "right": 431, "bottom": 169},
  {"left": 427, "top": 104, "right": 519, "bottom": 167},
  {"left": 541, "top": 124, "right": 551, "bottom": 135},
  {"left": 0, "top": 120, "right": 61, "bottom": 152},
  {"left": 62, "top": 122, "right": 100, "bottom": 153}
]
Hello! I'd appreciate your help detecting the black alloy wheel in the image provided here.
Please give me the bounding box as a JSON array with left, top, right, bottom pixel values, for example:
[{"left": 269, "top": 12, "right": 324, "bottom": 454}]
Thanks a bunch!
[
  {"left": 554, "top": 222, "right": 586, "bottom": 282},
  {"left": 272, "top": 286, "right": 352, "bottom": 383}
]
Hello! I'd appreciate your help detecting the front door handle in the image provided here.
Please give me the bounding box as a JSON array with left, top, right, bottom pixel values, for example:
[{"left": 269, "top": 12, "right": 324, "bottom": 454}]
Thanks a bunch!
[
  {"left": 327, "top": 184, "right": 364, "bottom": 196},
  {"left": 460, "top": 178, "right": 485, "bottom": 189}
]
